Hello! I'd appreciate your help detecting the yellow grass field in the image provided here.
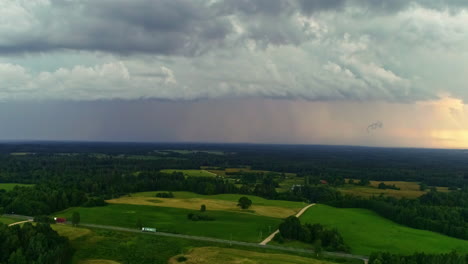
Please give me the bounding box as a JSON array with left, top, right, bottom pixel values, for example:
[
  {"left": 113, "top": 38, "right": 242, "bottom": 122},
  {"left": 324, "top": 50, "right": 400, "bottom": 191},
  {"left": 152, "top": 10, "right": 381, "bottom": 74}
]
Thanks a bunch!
[
  {"left": 106, "top": 195, "right": 300, "bottom": 218},
  {"left": 169, "top": 247, "right": 334, "bottom": 264},
  {"left": 51, "top": 224, "right": 92, "bottom": 240},
  {"left": 340, "top": 180, "right": 449, "bottom": 199}
]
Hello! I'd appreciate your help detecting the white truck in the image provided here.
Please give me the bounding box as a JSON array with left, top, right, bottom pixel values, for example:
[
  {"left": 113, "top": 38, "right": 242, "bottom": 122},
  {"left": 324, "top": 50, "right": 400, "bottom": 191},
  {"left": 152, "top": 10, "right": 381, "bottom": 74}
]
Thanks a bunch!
[{"left": 141, "top": 227, "right": 156, "bottom": 233}]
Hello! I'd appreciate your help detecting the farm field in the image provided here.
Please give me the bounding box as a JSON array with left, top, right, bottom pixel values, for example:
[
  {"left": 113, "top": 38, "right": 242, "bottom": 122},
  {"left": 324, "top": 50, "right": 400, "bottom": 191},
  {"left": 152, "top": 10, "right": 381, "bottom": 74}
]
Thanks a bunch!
[
  {"left": 299, "top": 204, "right": 468, "bottom": 255},
  {"left": 168, "top": 247, "right": 338, "bottom": 264},
  {"left": 108, "top": 191, "right": 305, "bottom": 218},
  {"left": 339, "top": 180, "right": 449, "bottom": 199},
  {"left": 160, "top": 169, "right": 218, "bottom": 177},
  {"left": 55, "top": 204, "right": 281, "bottom": 242},
  {"left": 0, "top": 183, "right": 34, "bottom": 191}
]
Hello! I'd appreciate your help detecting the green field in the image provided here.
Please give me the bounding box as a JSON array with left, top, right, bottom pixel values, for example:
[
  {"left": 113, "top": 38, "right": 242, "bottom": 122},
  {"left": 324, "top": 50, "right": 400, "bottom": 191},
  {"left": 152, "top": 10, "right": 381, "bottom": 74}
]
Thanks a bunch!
[
  {"left": 160, "top": 169, "right": 218, "bottom": 177},
  {"left": 52, "top": 225, "right": 358, "bottom": 264},
  {"left": 0, "top": 216, "right": 16, "bottom": 225},
  {"left": 0, "top": 183, "right": 34, "bottom": 191},
  {"left": 299, "top": 204, "right": 468, "bottom": 255},
  {"left": 339, "top": 180, "right": 449, "bottom": 199},
  {"left": 133, "top": 191, "right": 305, "bottom": 208},
  {"left": 109, "top": 191, "right": 305, "bottom": 218},
  {"left": 55, "top": 204, "right": 281, "bottom": 242}
]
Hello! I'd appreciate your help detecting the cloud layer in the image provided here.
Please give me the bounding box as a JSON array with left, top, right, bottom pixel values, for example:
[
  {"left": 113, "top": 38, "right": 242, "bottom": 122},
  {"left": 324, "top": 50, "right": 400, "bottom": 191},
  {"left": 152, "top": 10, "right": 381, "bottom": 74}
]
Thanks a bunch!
[{"left": 1, "top": 0, "right": 468, "bottom": 102}]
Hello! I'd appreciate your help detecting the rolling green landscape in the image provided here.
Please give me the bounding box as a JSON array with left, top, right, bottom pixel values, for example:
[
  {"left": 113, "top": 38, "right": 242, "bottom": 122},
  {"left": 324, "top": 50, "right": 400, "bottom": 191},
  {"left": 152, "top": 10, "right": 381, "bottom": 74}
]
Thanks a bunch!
[
  {"left": 299, "top": 204, "right": 468, "bottom": 255},
  {"left": 55, "top": 204, "right": 281, "bottom": 242},
  {"left": 2, "top": 143, "right": 468, "bottom": 264}
]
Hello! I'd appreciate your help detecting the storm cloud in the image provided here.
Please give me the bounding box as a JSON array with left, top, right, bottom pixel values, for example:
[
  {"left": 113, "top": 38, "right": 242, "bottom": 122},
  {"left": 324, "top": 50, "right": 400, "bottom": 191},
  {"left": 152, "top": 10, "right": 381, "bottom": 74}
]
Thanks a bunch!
[{"left": 1, "top": 0, "right": 468, "bottom": 102}]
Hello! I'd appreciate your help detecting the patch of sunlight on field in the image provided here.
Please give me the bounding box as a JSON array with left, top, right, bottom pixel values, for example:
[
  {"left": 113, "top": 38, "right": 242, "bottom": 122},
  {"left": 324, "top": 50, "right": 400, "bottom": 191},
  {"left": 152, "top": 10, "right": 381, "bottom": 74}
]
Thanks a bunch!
[
  {"left": 168, "top": 247, "right": 334, "bottom": 264},
  {"left": 52, "top": 224, "right": 91, "bottom": 240},
  {"left": 106, "top": 195, "right": 299, "bottom": 218}
]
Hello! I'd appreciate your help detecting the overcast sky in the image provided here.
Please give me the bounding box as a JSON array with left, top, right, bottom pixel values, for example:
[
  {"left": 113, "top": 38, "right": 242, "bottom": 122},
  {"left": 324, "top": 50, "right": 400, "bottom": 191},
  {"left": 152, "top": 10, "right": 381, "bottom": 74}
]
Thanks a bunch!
[{"left": 1, "top": 0, "right": 468, "bottom": 148}]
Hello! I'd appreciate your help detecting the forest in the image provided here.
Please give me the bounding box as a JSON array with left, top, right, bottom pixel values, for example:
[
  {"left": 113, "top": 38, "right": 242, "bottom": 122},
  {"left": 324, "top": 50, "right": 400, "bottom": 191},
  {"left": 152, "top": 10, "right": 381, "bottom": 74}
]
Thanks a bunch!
[
  {"left": 1, "top": 142, "right": 468, "bottom": 263},
  {"left": 0, "top": 222, "right": 71, "bottom": 264}
]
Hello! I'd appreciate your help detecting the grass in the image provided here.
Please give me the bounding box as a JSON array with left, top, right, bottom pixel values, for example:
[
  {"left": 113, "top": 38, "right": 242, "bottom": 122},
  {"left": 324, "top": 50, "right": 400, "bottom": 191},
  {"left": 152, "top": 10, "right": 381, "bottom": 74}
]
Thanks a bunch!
[
  {"left": 161, "top": 169, "right": 218, "bottom": 177},
  {"left": 339, "top": 180, "right": 449, "bottom": 199},
  {"left": 108, "top": 191, "right": 305, "bottom": 218},
  {"left": 61, "top": 225, "right": 217, "bottom": 264},
  {"left": 55, "top": 204, "right": 282, "bottom": 242},
  {"left": 299, "top": 204, "right": 468, "bottom": 255},
  {"left": 0, "top": 183, "right": 34, "bottom": 191},
  {"left": 168, "top": 247, "right": 336, "bottom": 264},
  {"left": 0, "top": 216, "right": 17, "bottom": 225},
  {"left": 52, "top": 224, "right": 92, "bottom": 240}
]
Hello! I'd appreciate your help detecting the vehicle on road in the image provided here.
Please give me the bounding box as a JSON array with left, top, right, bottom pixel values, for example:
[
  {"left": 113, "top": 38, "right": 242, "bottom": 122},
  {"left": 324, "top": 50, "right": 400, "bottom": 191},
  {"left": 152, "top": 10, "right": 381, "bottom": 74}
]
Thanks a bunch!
[{"left": 142, "top": 227, "right": 156, "bottom": 233}]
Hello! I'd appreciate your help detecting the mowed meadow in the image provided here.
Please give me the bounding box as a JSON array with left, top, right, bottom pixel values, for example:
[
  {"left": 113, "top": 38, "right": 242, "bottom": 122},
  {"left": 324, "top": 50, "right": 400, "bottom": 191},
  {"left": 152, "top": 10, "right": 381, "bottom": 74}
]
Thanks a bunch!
[
  {"left": 299, "top": 205, "right": 468, "bottom": 255},
  {"left": 106, "top": 191, "right": 306, "bottom": 218}
]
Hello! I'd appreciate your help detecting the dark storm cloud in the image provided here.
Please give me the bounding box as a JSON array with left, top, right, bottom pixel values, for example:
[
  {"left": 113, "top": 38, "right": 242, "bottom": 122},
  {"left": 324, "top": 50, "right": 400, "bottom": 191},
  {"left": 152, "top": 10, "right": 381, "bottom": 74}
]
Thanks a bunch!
[
  {"left": 0, "top": 0, "right": 233, "bottom": 56},
  {"left": 1, "top": 0, "right": 468, "bottom": 56}
]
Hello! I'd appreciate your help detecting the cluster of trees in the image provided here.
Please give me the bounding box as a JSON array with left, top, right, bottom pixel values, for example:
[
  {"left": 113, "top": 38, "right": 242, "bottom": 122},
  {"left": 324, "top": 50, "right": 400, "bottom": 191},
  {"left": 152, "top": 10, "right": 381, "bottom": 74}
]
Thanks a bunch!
[
  {"left": 0, "top": 222, "right": 71, "bottom": 264},
  {"left": 187, "top": 212, "right": 215, "bottom": 221},
  {"left": 275, "top": 216, "right": 349, "bottom": 252},
  {"left": 369, "top": 251, "right": 468, "bottom": 264},
  {"left": 377, "top": 182, "right": 400, "bottom": 190},
  {"left": 237, "top": 197, "right": 252, "bottom": 209},
  {"left": 328, "top": 189, "right": 468, "bottom": 239},
  {"left": 155, "top": 192, "right": 174, "bottom": 198},
  {"left": 289, "top": 185, "right": 342, "bottom": 203},
  {"left": 186, "top": 204, "right": 214, "bottom": 221}
]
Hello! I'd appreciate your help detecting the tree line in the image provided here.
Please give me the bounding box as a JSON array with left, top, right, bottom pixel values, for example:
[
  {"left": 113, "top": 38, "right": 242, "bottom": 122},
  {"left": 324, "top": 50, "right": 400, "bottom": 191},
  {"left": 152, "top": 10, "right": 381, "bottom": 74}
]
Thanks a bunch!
[{"left": 369, "top": 251, "right": 468, "bottom": 264}]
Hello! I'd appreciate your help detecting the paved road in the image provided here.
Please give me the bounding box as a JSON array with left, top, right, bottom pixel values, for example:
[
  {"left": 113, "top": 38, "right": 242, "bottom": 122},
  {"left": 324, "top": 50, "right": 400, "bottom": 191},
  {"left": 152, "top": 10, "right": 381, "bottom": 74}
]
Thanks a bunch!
[
  {"left": 259, "top": 203, "right": 316, "bottom": 245},
  {"left": 3, "top": 213, "right": 368, "bottom": 263}
]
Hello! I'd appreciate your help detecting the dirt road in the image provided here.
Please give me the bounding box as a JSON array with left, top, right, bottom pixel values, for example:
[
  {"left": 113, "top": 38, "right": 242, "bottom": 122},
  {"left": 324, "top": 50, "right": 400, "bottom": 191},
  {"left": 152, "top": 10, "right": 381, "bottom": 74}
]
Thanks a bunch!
[{"left": 259, "top": 203, "right": 316, "bottom": 245}]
